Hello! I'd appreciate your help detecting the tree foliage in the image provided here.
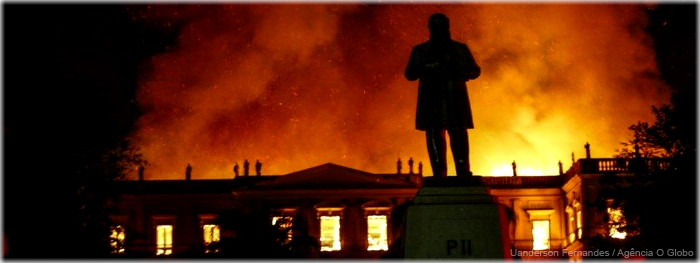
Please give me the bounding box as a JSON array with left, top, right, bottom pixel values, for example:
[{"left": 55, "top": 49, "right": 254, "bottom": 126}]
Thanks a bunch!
[
  {"left": 212, "top": 208, "right": 319, "bottom": 258},
  {"left": 598, "top": 94, "right": 696, "bottom": 258},
  {"left": 4, "top": 5, "right": 177, "bottom": 258},
  {"left": 615, "top": 103, "right": 694, "bottom": 159},
  {"left": 73, "top": 139, "right": 146, "bottom": 257}
]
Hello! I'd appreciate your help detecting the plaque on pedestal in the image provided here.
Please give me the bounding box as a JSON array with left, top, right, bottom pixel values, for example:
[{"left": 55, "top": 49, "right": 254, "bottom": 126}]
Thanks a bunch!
[{"left": 403, "top": 177, "right": 510, "bottom": 259}]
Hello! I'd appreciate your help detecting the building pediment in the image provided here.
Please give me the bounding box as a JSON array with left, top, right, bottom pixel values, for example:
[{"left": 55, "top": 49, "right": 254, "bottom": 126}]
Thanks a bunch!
[{"left": 250, "top": 163, "right": 416, "bottom": 190}]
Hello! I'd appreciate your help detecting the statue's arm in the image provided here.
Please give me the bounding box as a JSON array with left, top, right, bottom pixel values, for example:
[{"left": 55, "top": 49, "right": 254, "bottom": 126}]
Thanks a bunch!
[
  {"left": 405, "top": 47, "right": 423, "bottom": 81},
  {"left": 459, "top": 43, "right": 481, "bottom": 80}
]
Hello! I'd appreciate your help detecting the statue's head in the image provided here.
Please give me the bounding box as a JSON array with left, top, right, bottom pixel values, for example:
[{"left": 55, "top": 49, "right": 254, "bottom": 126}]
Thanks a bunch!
[{"left": 428, "top": 13, "right": 450, "bottom": 40}]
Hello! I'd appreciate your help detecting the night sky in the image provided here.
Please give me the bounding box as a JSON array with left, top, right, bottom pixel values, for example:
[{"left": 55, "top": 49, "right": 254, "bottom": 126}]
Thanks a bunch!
[{"left": 2, "top": 3, "right": 696, "bottom": 256}]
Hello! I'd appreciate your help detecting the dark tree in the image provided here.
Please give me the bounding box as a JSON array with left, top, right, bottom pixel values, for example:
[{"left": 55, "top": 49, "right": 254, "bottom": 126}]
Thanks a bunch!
[
  {"left": 595, "top": 4, "right": 697, "bottom": 258},
  {"left": 213, "top": 208, "right": 319, "bottom": 258},
  {"left": 599, "top": 96, "right": 696, "bottom": 258},
  {"left": 4, "top": 4, "right": 178, "bottom": 258},
  {"left": 615, "top": 103, "right": 695, "bottom": 160}
]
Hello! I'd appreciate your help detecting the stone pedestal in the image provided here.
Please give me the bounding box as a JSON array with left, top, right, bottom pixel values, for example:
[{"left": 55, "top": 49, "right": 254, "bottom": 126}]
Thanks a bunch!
[{"left": 404, "top": 177, "right": 510, "bottom": 259}]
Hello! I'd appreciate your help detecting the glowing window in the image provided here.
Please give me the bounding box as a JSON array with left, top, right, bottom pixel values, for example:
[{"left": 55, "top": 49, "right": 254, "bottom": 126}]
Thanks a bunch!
[
  {"left": 607, "top": 208, "right": 627, "bottom": 239},
  {"left": 367, "top": 215, "right": 388, "bottom": 251},
  {"left": 272, "top": 216, "right": 293, "bottom": 244},
  {"left": 576, "top": 210, "right": 582, "bottom": 239},
  {"left": 532, "top": 220, "right": 550, "bottom": 250},
  {"left": 110, "top": 225, "right": 126, "bottom": 254},
  {"left": 203, "top": 224, "right": 220, "bottom": 253},
  {"left": 156, "top": 225, "right": 173, "bottom": 255},
  {"left": 320, "top": 216, "right": 341, "bottom": 251},
  {"left": 566, "top": 206, "right": 576, "bottom": 244}
]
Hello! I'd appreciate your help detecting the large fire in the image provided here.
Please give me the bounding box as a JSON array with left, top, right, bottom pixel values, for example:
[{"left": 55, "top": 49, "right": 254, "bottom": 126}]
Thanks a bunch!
[{"left": 129, "top": 4, "right": 669, "bottom": 179}]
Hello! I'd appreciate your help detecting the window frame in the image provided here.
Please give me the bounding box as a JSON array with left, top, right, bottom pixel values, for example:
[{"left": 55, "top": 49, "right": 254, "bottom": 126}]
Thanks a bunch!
[
  {"left": 110, "top": 225, "right": 126, "bottom": 254},
  {"left": 199, "top": 214, "right": 220, "bottom": 254},
  {"left": 108, "top": 215, "right": 129, "bottom": 255},
  {"left": 363, "top": 206, "right": 391, "bottom": 251},
  {"left": 526, "top": 209, "right": 553, "bottom": 251},
  {"left": 317, "top": 207, "right": 344, "bottom": 252},
  {"left": 605, "top": 199, "right": 627, "bottom": 239},
  {"left": 152, "top": 215, "right": 176, "bottom": 256},
  {"left": 271, "top": 208, "right": 296, "bottom": 245}
]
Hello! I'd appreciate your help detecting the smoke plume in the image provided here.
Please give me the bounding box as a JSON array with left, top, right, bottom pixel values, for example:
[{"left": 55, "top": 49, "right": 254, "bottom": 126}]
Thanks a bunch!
[{"left": 130, "top": 4, "right": 669, "bottom": 179}]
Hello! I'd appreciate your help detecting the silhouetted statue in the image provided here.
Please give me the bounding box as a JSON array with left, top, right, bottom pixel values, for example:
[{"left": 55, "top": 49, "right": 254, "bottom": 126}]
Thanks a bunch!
[
  {"left": 397, "top": 158, "right": 403, "bottom": 174},
  {"left": 244, "top": 159, "right": 250, "bottom": 177},
  {"left": 408, "top": 158, "right": 415, "bottom": 174},
  {"left": 405, "top": 13, "right": 480, "bottom": 178},
  {"left": 511, "top": 161, "right": 517, "bottom": 177},
  {"left": 255, "top": 160, "right": 262, "bottom": 176},
  {"left": 233, "top": 163, "right": 240, "bottom": 177},
  {"left": 418, "top": 161, "right": 423, "bottom": 176},
  {"left": 558, "top": 160, "right": 564, "bottom": 175},
  {"left": 186, "top": 163, "right": 192, "bottom": 180},
  {"left": 138, "top": 165, "right": 145, "bottom": 181}
]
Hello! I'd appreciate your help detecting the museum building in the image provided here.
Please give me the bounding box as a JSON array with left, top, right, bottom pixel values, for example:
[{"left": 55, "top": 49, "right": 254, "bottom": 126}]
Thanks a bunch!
[{"left": 106, "top": 152, "right": 672, "bottom": 260}]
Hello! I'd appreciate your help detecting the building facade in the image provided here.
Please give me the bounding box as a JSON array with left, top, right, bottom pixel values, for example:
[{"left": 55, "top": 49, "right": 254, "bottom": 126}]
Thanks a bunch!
[{"left": 106, "top": 157, "right": 672, "bottom": 259}]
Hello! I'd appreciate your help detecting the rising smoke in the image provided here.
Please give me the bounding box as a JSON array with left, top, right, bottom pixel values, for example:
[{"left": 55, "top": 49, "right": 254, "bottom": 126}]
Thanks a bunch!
[{"left": 130, "top": 4, "right": 669, "bottom": 179}]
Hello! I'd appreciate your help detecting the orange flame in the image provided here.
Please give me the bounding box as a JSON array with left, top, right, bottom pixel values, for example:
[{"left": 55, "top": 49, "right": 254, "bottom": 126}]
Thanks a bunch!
[{"left": 130, "top": 4, "right": 669, "bottom": 179}]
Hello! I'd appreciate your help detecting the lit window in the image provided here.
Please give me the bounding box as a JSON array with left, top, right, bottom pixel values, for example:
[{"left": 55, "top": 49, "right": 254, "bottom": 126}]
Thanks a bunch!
[
  {"left": 607, "top": 208, "right": 627, "bottom": 239},
  {"left": 566, "top": 206, "right": 576, "bottom": 243},
  {"left": 110, "top": 225, "right": 126, "bottom": 254},
  {"left": 320, "top": 216, "right": 341, "bottom": 251},
  {"left": 576, "top": 210, "right": 582, "bottom": 239},
  {"left": 367, "top": 215, "right": 388, "bottom": 251},
  {"left": 272, "top": 216, "right": 293, "bottom": 244},
  {"left": 532, "top": 220, "right": 550, "bottom": 250},
  {"left": 203, "top": 224, "right": 220, "bottom": 253},
  {"left": 156, "top": 225, "right": 173, "bottom": 255},
  {"left": 198, "top": 214, "right": 219, "bottom": 253}
]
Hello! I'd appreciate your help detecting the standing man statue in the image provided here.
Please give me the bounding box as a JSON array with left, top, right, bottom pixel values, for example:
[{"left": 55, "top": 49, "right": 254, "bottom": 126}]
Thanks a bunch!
[
  {"left": 255, "top": 160, "right": 262, "bottom": 176},
  {"left": 405, "top": 13, "right": 481, "bottom": 178},
  {"left": 138, "top": 165, "right": 145, "bottom": 181},
  {"left": 185, "top": 163, "right": 193, "bottom": 180},
  {"left": 397, "top": 158, "right": 403, "bottom": 174}
]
